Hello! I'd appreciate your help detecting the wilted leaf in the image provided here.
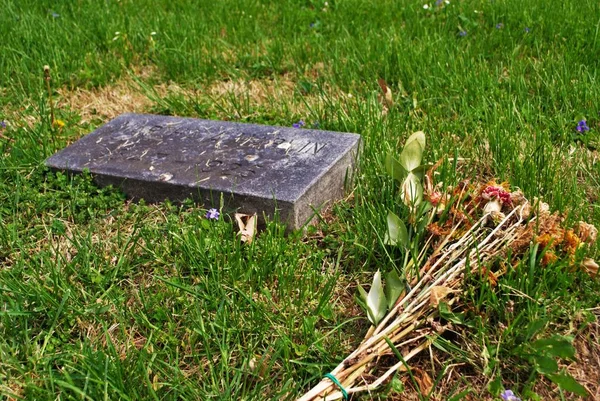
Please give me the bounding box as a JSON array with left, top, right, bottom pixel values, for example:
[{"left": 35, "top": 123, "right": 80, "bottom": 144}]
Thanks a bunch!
[
  {"left": 399, "top": 136, "right": 424, "bottom": 172},
  {"left": 385, "top": 154, "right": 407, "bottom": 182},
  {"left": 384, "top": 211, "right": 408, "bottom": 247},
  {"left": 547, "top": 373, "right": 588, "bottom": 396},
  {"left": 366, "top": 270, "right": 387, "bottom": 326},
  {"left": 401, "top": 173, "right": 423, "bottom": 206},
  {"left": 235, "top": 213, "right": 257, "bottom": 243},
  {"left": 378, "top": 78, "right": 394, "bottom": 109},
  {"left": 581, "top": 257, "right": 599, "bottom": 277},
  {"left": 412, "top": 367, "right": 433, "bottom": 396},
  {"left": 429, "top": 286, "right": 452, "bottom": 307},
  {"left": 384, "top": 269, "right": 404, "bottom": 309}
]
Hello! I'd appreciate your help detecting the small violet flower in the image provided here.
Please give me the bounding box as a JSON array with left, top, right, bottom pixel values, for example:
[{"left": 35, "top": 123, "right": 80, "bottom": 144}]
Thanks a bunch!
[
  {"left": 292, "top": 120, "right": 305, "bottom": 128},
  {"left": 0, "top": 121, "right": 6, "bottom": 129},
  {"left": 500, "top": 389, "right": 521, "bottom": 401},
  {"left": 576, "top": 120, "right": 590, "bottom": 133},
  {"left": 205, "top": 208, "right": 220, "bottom": 220},
  {"left": 496, "top": 23, "right": 504, "bottom": 29},
  {"left": 459, "top": 30, "right": 467, "bottom": 37},
  {"left": 524, "top": 27, "right": 531, "bottom": 33},
  {"left": 50, "top": 11, "right": 60, "bottom": 18},
  {"left": 436, "top": 0, "right": 443, "bottom": 5}
]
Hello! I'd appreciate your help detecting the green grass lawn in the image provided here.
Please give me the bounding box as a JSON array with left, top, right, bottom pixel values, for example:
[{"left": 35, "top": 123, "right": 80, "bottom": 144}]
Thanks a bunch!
[{"left": 1, "top": 0, "right": 599, "bottom": 399}]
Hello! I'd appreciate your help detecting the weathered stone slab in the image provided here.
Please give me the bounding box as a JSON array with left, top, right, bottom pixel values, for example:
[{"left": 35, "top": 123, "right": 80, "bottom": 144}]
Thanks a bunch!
[{"left": 46, "top": 113, "right": 360, "bottom": 229}]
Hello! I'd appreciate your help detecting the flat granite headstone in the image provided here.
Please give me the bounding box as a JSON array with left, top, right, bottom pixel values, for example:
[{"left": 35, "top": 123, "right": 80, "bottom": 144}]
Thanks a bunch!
[{"left": 46, "top": 113, "right": 360, "bottom": 229}]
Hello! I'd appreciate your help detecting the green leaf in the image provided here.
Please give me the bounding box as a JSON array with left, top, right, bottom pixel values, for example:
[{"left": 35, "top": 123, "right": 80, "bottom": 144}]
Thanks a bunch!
[
  {"left": 531, "top": 336, "right": 576, "bottom": 360},
  {"left": 399, "top": 136, "right": 424, "bottom": 172},
  {"left": 385, "top": 154, "right": 407, "bottom": 182},
  {"left": 487, "top": 375, "right": 502, "bottom": 395},
  {"left": 405, "top": 131, "right": 426, "bottom": 150},
  {"left": 366, "top": 270, "right": 388, "bottom": 326},
  {"left": 546, "top": 373, "right": 588, "bottom": 396},
  {"left": 384, "top": 211, "right": 408, "bottom": 247},
  {"left": 525, "top": 319, "right": 547, "bottom": 341},
  {"left": 411, "top": 164, "right": 427, "bottom": 180},
  {"left": 401, "top": 173, "right": 423, "bottom": 206},
  {"left": 532, "top": 354, "right": 559, "bottom": 374},
  {"left": 384, "top": 269, "right": 404, "bottom": 309},
  {"left": 357, "top": 284, "right": 368, "bottom": 304},
  {"left": 438, "top": 302, "right": 474, "bottom": 327}
]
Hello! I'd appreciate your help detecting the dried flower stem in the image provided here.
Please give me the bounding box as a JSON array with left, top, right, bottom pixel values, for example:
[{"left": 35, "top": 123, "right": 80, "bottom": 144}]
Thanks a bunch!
[
  {"left": 43, "top": 65, "right": 55, "bottom": 126},
  {"left": 298, "top": 206, "right": 527, "bottom": 401}
]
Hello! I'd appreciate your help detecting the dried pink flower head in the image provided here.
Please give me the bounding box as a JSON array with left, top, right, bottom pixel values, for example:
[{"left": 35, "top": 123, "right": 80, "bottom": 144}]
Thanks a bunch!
[{"left": 481, "top": 185, "right": 512, "bottom": 205}]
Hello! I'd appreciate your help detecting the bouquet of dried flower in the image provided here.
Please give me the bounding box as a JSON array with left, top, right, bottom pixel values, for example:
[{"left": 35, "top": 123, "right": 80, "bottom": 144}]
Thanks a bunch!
[{"left": 297, "top": 133, "right": 597, "bottom": 401}]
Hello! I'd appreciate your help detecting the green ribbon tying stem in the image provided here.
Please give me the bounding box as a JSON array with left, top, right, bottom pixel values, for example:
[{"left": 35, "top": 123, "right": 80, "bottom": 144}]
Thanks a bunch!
[{"left": 323, "top": 372, "right": 349, "bottom": 400}]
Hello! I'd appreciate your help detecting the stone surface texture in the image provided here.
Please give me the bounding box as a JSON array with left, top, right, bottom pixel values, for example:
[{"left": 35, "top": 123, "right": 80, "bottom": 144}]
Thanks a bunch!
[{"left": 46, "top": 113, "right": 360, "bottom": 229}]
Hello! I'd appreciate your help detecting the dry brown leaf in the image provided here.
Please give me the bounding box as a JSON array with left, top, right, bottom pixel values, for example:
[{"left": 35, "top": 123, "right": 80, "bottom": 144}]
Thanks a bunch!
[
  {"left": 235, "top": 213, "right": 257, "bottom": 244},
  {"left": 577, "top": 221, "right": 598, "bottom": 245},
  {"left": 412, "top": 367, "right": 433, "bottom": 396},
  {"left": 581, "top": 258, "right": 599, "bottom": 277},
  {"left": 377, "top": 78, "right": 394, "bottom": 109},
  {"left": 429, "top": 285, "right": 452, "bottom": 307}
]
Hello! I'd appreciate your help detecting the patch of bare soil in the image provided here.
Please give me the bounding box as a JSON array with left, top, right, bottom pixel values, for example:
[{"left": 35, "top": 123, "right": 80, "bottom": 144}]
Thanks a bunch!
[{"left": 56, "top": 66, "right": 162, "bottom": 123}]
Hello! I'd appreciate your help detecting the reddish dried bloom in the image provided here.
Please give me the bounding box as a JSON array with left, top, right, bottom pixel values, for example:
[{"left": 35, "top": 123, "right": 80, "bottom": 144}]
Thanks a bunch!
[
  {"left": 563, "top": 229, "right": 580, "bottom": 255},
  {"left": 536, "top": 232, "right": 563, "bottom": 249},
  {"left": 481, "top": 185, "right": 512, "bottom": 205},
  {"left": 541, "top": 251, "right": 558, "bottom": 266},
  {"left": 427, "top": 222, "right": 452, "bottom": 237},
  {"left": 428, "top": 191, "right": 442, "bottom": 205}
]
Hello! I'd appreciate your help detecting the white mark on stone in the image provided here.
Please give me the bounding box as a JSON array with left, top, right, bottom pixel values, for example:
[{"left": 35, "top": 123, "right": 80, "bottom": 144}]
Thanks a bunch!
[
  {"left": 159, "top": 173, "right": 172, "bottom": 181},
  {"left": 245, "top": 155, "right": 259, "bottom": 162},
  {"left": 149, "top": 165, "right": 155, "bottom": 171},
  {"left": 277, "top": 142, "right": 292, "bottom": 150}
]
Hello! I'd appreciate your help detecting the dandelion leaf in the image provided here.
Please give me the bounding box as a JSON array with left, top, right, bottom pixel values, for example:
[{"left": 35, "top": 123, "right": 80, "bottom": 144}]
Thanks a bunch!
[{"left": 547, "top": 373, "right": 588, "bottom": 396}]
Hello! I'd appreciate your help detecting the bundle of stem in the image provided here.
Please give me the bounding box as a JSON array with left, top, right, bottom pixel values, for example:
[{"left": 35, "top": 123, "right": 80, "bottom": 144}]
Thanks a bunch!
[{"left": 298, "top": 203, "right": 530, "bottom": 401}]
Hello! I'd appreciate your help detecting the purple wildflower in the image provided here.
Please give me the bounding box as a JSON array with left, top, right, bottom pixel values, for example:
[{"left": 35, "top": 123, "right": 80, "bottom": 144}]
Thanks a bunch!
[
  {"left": 205, "top": 208, "right": 220, "bottom": 220},
  {"left": 500, "top": 390, "right": 521, "bottom": 401},
  {"left": 292, "top": 120, "right": 305, "bottom": 128},
  {"left": 524, "top": 27, "right": 531, "bottom": 33},
  {"left": 435, "top": 0, "right": 443, "bottom": 5},
  {"left": 459, "top": 30, "right": 467, "bottom": 37},
  {"left": 496, "top": 23, "right": 504, "bottom": 29},
  {"left": 0, "top": 121, "right": 6, "bottom": 129},
  {"left": 576, "top": 120, "right": 590, "bottom": 133}
]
